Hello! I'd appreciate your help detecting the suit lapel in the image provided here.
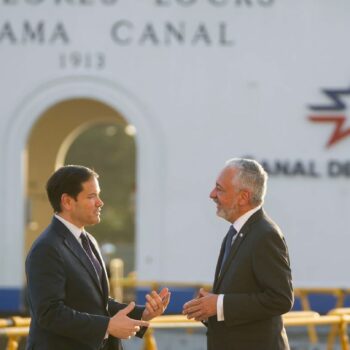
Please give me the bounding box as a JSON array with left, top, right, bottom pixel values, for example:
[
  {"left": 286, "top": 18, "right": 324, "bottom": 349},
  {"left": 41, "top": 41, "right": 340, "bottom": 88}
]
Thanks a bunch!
[
  {"left": 214, "top": 232, "right": 246, "bottom": 291},
  {"left": 213, "top": 238, "right": 226, "bottom": 287},
  {"left": 63, "top": 233, "right": 105, "bottom": 297},
  {"left": 214, "top": 209, "right": 264, "bottom": 292},
  {"left": 52, "top": 218, "right": 105, "bottom": 297}
]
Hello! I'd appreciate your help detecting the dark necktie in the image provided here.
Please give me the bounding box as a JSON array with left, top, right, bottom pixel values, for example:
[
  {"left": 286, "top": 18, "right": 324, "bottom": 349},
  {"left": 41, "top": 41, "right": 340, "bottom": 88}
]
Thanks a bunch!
[
  {"left": 80, "top": 232, "right": 103, "bottom": 281},
  {"left": 220, "top": 225, "right": 237, "bottom": 272}
]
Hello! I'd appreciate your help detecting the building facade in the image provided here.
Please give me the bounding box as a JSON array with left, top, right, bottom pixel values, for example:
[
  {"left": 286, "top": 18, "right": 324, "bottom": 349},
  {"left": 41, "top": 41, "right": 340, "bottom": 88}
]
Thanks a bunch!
[{"left": 1, "top": 0, "right": 350, "bottom": 312}]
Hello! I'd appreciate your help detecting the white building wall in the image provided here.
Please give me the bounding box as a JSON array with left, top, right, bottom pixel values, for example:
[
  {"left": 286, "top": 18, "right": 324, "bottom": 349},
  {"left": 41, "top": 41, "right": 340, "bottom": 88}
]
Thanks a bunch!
[{"left": 1, "top": 1, "right": 350, "bottom": 309}]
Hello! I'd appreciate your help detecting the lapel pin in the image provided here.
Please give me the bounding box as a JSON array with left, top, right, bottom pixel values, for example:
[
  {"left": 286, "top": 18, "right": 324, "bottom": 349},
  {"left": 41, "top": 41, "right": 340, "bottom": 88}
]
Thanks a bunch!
[{"left": 239, "top": 233, "right": 243, "bottom": 238}]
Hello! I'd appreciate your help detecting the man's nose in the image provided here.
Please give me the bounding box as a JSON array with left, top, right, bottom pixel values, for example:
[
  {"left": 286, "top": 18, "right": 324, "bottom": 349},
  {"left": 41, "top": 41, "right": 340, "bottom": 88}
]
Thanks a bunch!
[
  {"left": 209, "top": 188, "right": 216, "bottom": 199},
  {"left": 97, "top": 198, "right": 104, "bottom": 207}
]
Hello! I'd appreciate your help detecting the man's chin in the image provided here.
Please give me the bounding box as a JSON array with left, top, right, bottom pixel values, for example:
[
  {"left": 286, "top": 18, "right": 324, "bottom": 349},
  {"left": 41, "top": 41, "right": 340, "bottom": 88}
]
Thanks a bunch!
[
  {"left": 86, "top": 217, "right": 100, "bottom": 226},
  {"left": 217, "top": 209, "right": 232, "bottom": 222},
  {"left": 216, "top": 209, "right": 225, "bottom": 219},
  {"left": 95, "top": 217, "right": 101, "bottom": 224}
]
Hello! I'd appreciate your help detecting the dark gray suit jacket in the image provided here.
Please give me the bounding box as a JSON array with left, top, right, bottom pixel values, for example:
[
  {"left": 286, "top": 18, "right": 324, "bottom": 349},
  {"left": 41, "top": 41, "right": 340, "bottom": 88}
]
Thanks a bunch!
[
  {"left": 25, "top": 217, "right": 144, "bottom": 350},
  {"left": 207, "top": 209, "right": 293, "bottom": 350}
]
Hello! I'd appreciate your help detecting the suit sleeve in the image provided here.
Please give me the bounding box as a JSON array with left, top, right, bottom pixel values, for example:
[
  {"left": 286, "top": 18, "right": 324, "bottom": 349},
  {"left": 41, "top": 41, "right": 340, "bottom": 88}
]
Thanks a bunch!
[
  {"left": 108, "top": 298, "right": 144, "bottom": 319},
  {"left": 223, "top": 229, "right": 293, "bottom": 326},
  {"left": 26, "top": 242, "right": 109, "bottom": 349}
]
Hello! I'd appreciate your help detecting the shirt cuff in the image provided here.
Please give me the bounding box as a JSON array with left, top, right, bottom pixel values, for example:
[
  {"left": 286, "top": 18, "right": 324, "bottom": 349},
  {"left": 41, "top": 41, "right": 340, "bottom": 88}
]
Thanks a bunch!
[{"left": 217, "top": 294, "right": 224, "bottom": 321}]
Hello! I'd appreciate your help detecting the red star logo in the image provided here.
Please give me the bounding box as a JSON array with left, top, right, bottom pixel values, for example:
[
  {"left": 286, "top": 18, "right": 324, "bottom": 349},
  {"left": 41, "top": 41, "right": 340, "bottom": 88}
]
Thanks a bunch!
[
  {"left": 308, "top": 87, "right": 350, "bottom": 148},
  {"left": 309, "top": 115, "right": 350, "bottom": 148}
]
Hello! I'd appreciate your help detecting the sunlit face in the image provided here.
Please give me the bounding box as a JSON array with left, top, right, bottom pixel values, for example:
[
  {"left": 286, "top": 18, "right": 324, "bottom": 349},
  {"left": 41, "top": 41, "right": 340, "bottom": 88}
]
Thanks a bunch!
[
  {"left": 209, "top": 167, "right": 241, "bottom": 223},
  {"left": 66, "top": 177, "right": 104, "bottom": 229}
]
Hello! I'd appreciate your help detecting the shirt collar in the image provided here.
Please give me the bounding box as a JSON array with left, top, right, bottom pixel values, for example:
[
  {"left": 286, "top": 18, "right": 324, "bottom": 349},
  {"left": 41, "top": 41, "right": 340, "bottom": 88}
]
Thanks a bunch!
[
  {"left": 54, "top": 214, "right": 83, "bottom": 242},
  {"left": 233, "top": 205, "right": 261, "bottom": 233}
]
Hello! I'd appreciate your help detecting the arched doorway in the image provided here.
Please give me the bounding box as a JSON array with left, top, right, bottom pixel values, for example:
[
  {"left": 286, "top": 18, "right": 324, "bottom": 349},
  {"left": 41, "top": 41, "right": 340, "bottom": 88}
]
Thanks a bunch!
[
  {"left": 26, "top": 98, "right": 136, "bottom": 274},
  {"left": 0, "top": 77, "right": 164, "bottom": 313}
]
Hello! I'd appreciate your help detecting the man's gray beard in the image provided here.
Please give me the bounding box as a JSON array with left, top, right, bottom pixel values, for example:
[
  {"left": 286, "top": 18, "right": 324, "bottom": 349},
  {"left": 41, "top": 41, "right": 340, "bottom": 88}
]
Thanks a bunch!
[{"left": 217, "top": 207, "right": 236, "bottom": 222}]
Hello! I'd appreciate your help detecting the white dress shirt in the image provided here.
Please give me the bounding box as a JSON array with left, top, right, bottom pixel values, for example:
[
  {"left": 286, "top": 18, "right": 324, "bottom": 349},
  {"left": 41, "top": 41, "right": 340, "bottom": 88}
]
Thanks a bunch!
[
  {"left": 54, "top": 214, "right": 84, "bottom": 245},
  {"left": 216, "top": 205, "right": 261, "bottom": 321}
]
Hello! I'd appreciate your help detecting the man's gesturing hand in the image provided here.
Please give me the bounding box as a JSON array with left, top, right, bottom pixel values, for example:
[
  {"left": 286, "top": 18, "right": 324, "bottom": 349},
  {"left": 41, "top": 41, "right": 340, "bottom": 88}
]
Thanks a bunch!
[
  {"left": 142, "top": 287, "right": 171, "bottom": 321},
  {"left": 107, "top": 302, "right": 149, "bottom": 339},
  {"left": 182, "top": 288, "right": 218, "bottom": 321}
]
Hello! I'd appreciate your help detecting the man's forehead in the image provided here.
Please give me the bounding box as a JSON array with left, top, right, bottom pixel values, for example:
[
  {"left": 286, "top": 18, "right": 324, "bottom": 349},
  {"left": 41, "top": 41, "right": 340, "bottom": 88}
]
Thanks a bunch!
[
  {"left": 82, "top": 177, "right": 100, "bottom": 191},
  {"left": 218, "top": 166, "right": 235, "bottom": 180},
  {"left": 214, "top": 168, "right": 230, "bottom": 188}
]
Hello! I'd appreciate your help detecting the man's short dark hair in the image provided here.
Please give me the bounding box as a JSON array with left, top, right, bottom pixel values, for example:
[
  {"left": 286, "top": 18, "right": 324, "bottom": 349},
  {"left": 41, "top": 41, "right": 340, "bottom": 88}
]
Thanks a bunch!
[{"left": 46, "top": 165, "right": 99, "bottom": 213}]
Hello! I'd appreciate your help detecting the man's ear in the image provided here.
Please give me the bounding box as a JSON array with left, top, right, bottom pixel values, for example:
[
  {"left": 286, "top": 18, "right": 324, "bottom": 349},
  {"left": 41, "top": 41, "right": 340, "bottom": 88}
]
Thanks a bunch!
[
  {"left": 61, "top": 193, "right": 73, "bottom": 211},
  {"left": 238, "top": 189, "right": 250, "bottom": 205}
]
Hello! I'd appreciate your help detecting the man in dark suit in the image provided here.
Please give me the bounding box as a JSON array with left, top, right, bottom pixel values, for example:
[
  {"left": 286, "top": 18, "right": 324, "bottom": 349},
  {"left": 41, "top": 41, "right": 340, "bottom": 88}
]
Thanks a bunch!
[
  {"left": 25, "top": 165, "right": 170, "bottom": 350},
  {"left": 183, "top": 158, "right": 293, "bottom": 350}
]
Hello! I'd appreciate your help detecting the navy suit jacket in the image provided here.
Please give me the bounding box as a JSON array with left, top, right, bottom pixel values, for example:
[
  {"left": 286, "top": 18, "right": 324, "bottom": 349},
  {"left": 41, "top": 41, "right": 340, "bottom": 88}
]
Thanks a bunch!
[
  {"left": 207, "top": 209, "right": 293, "bottom": 350},
  {"left": 25, "top": 217, "right": 144, "bottom": 350}
]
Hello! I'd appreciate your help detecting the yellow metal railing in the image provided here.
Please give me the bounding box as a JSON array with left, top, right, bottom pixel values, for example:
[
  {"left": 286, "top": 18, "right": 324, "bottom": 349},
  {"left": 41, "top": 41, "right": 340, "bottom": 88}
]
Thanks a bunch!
[
  {"left": 1, "top": 312, "right": 350, "bottom": 350},
  {"left": 328, "top": 308, "right": 350, "bottom": 350},
  {"left": 110, "top": 279, "right": 350, "bottom": 347},
  {"left": 141, "top": 312, "right": 350, "bottom": 350},
  {"left": 294, "top": 287, "right": 350, "bottom": 349},
  {"left": 0, "top": 317, "right": 30, "bottom": 350},
  {"left": 3, "top": 287, "right": 350, "bottom": 350}
]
